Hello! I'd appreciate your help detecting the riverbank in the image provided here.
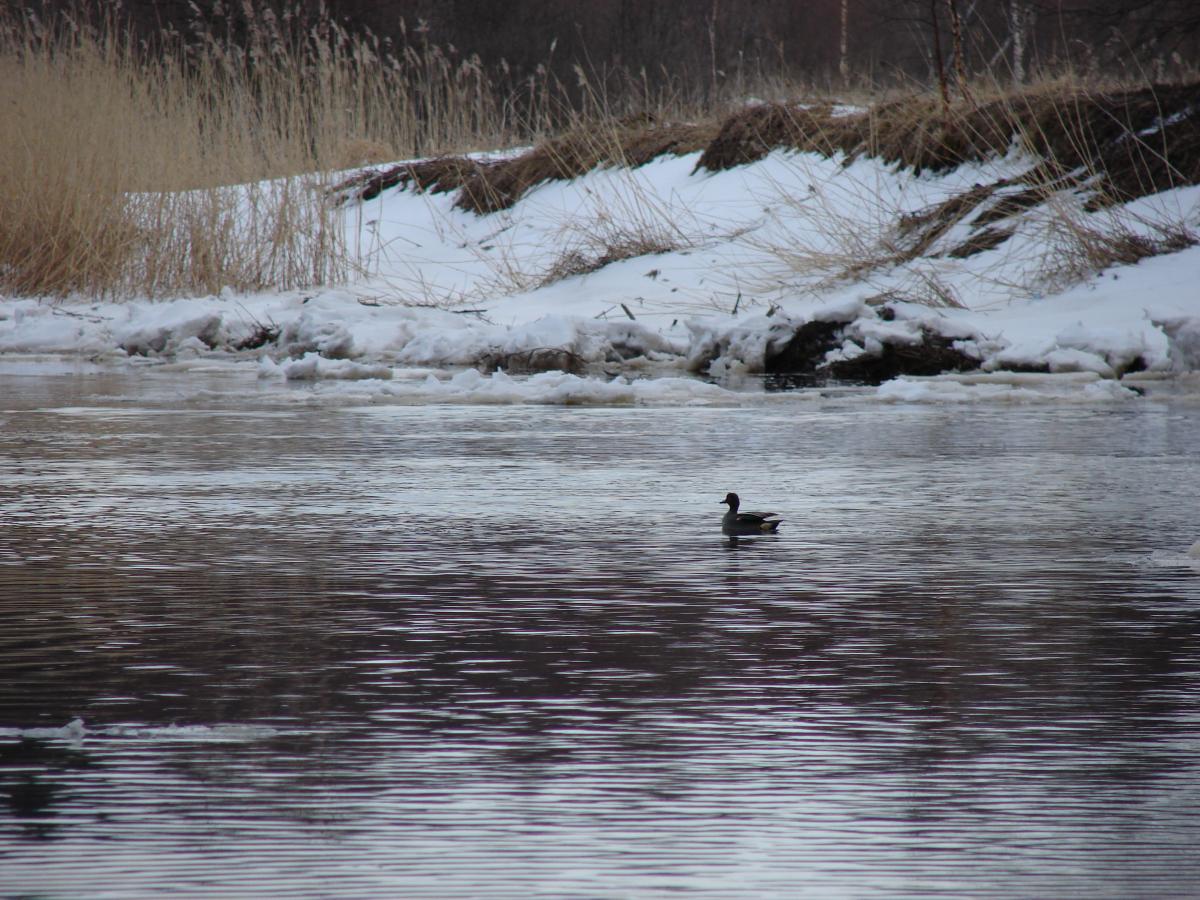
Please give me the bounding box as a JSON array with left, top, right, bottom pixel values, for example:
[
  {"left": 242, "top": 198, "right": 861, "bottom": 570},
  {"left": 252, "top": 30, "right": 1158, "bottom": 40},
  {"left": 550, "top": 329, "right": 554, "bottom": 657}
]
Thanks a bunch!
[{"left": 3, "top": 81, "right": 1199, "bottom": 403}]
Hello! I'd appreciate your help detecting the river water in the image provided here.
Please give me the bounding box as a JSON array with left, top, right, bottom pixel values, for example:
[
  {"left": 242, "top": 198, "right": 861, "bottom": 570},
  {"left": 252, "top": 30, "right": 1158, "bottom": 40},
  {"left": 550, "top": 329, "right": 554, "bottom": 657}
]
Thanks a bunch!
[{"left": 2, "top": 363, "right": 1200, "bottom": 898}]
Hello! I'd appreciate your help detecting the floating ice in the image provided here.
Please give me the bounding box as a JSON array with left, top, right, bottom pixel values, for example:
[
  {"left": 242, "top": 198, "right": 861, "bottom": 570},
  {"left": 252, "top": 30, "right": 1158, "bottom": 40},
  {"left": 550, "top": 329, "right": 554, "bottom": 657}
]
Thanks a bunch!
[
  {"left": 0, "top": 718, "right": 278, "bottom": 744},
  {"left": 0, "top": 717, "right": 89, "bottom": 742},
  {"left": 877, "top": 371, "right": 1141, "bottom": 403},
  {"left": 1148, "top": 541, "right": 1200, "bottom": 569},
  {"left": 262, "top": 352, "right": 394, "bottom": 381},
  {"left": 379, "top": 367, "right": 745, "bottom": 406}
]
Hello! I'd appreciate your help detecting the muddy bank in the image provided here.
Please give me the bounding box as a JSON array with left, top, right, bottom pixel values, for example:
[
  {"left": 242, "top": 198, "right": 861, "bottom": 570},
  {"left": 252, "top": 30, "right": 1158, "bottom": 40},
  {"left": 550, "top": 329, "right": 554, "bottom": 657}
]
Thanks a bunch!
[{"left": 761, "top": 309, "right": 980, "bottom": 385}]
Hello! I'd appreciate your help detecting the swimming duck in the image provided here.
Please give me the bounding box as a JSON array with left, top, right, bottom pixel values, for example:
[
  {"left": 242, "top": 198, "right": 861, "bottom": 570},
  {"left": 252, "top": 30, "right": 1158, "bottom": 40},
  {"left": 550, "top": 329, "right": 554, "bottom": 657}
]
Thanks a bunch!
[{"left": 720, "top": 492, "right": 782, "bottom": 534}]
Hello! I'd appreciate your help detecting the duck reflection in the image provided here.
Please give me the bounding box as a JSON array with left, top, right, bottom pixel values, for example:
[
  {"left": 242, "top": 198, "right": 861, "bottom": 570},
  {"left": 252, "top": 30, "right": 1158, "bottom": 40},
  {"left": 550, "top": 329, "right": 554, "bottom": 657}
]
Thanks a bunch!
[{"left": 723, "top": 533, "right": 783, "bottom": 550}]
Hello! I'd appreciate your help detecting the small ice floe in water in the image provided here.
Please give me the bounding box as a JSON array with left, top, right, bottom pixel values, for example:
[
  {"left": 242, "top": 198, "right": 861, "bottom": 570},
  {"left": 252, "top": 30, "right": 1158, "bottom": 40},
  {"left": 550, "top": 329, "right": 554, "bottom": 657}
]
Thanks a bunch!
[
  {"left": 1147, "top": 540, "right": 1200, "bottom": 568},
  {"left": 104, "top": 723, "right": 279, "bottom": 743},
  {"left": 720, "top": 492, "right": 783, "bottom": 534},
  {"left": 0, "top": 717, "right": 88, "bottom": 742},
  {"left": 0, "top": 718, "right": 277, "bottom": 744}
]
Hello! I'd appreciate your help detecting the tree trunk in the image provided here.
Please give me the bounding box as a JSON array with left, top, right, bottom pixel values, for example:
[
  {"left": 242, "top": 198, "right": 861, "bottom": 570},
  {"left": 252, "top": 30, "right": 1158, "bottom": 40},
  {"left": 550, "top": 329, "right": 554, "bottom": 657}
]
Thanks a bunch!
[
  {"left": 839, "top": 0, "right": 850, "bottom": 83},
  {"left": 1010, "top": 0, "right": 1027, "bottom": 86},
  {"left": 708, "top": 0, "right": 719, "bottom": 102},
  {"left": 946, "top": 0, "right": 972, "bottom": 104},
  {"left": 930, "top": 0, "right": 950, "bottom": 110}
]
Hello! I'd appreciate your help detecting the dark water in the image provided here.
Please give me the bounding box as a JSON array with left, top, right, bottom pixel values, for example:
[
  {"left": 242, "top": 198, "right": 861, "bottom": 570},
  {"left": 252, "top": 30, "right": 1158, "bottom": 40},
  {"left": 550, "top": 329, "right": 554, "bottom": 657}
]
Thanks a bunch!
[{"left": 2, "top": 365, "right": 1200, "bottom": 898}]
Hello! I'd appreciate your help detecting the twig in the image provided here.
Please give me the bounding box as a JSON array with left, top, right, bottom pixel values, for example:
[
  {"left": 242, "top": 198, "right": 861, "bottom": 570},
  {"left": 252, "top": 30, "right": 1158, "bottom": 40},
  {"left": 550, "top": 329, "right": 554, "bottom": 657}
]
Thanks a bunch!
[{"left": 50, "top": 307, "right": 110, "bottom": 324}]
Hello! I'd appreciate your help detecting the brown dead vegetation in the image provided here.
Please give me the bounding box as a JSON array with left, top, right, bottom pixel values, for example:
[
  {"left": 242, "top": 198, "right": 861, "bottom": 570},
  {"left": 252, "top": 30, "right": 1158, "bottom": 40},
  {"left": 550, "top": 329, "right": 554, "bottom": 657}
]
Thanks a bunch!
[
  {"left": 338, "top": 81, "right": 1199, "bottom": 225},
  {"left": 970, "top": 184, "right": 1048, "bottom": 227},
  {"left": 695, "top": 82, "right": 1200, "bottom": 207},
  {"left": 894, "top": 182, "right": 999, "bottom": 259},
  {"left": 944, "top": 225, "right": 1014, "bottom": 259},
  {"left": 453, "top": 119, "right": 716, "bottom": 214},
  {"left": 333, "top": 156, "right": 487, "bottom": 202},
  {"left": 330, "top": 81, "right": 1200, "bottom": 279},
  {"left": 337, "top": 118, "right": 716, "bottom": 212},
  {"left": 537, "top": 234, "right": 677, "bottom": 287},
  {"left": 693, "top": 102, "right": 849, "bottom": 171}
]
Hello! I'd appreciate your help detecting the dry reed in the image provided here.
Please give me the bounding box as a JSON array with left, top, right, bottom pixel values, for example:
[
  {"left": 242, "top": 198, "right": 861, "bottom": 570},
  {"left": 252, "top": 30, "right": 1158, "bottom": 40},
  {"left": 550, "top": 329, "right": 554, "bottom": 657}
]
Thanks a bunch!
[
  {"left": 0, "top": 4, "right": 564, "bottom": 299},
  {"left": 725, "top": 74, "right": 1199, "bottom": 305},
  {"left": 4, "top": 1, "right": 1196, "bottom": 305}
]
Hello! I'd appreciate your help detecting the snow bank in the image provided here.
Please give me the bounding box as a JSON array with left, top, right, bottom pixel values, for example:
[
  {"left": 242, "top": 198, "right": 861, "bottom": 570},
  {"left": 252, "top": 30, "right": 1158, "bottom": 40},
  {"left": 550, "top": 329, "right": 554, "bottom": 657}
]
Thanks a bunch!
[{"left": 2, "top": 142, "right": 1199, "bottom": 404}]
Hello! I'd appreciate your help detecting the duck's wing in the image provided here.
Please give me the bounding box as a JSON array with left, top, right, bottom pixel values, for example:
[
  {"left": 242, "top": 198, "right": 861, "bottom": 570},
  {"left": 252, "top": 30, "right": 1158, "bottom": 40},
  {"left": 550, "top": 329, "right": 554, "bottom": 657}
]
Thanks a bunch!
[
  {"left": 739, "top": 510, "right": 781, "bottom": 523},
  {"left": 729, "top": 511, "right": 782, "bottom": 533}
]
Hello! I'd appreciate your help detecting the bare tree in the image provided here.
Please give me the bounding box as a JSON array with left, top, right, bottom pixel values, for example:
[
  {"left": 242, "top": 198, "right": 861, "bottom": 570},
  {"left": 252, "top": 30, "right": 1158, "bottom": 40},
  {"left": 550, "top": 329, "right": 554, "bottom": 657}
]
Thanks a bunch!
[
  {"left": 929, "top": 0, "right": 950, "bottom": 108},
  {"left": 707, "top": 0, "right": 720, "bottom": 100},
  {"left": 839, "top": 0, "right": 850, "bottom": 82},
  {"left": 946, "top": 0, "right": 971, "bottom": 100},
  {"left": 28, "top": 0, "right": 1200, "bottom": 98},
  {"left": 1010, "top": 0, "right": 1028, "bottom": 85}
]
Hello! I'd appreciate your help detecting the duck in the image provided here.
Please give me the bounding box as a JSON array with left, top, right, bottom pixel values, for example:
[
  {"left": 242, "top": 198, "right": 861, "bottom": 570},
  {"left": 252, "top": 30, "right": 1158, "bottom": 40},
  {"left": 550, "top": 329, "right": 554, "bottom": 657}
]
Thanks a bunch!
[{"left": 720, "top": 492, "right": 782, "bottom": 534}]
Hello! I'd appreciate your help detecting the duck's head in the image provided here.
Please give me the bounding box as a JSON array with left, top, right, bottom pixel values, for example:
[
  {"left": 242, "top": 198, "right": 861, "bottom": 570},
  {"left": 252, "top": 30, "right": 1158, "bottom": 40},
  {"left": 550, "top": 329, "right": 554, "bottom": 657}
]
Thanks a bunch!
[{"left": 720, "top": 492, "right": 740, "bottom": 509}]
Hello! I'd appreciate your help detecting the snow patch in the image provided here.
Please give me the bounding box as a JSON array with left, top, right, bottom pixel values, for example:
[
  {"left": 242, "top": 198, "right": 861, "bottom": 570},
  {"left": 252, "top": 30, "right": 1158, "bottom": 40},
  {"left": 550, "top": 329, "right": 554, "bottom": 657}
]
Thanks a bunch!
[
  {"left": 262, "top": 352, "right": 394, "bottom": 381},
  {"left": 280, "top": 312, "right": 355, "bottom": 359},
  {"left": 877, "top": 371, "right": 1140, "bottom": 403},
  {"left": 380, "top": 368, "right": 744, "bottom": 406}
]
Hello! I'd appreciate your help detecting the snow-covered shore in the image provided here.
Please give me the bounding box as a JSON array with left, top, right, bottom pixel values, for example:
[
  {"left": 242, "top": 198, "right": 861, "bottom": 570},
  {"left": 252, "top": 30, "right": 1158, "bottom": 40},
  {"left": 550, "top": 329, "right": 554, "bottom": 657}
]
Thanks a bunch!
[{"left": 3, "top": 142, "right": 1199, "bottom": 405}]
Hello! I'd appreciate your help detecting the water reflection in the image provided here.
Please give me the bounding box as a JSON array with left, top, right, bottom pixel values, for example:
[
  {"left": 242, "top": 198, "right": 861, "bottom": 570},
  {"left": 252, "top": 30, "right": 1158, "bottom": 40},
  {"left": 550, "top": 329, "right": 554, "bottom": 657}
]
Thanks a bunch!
[
  {"left": 0, "top": 737, "right": 92, "bottom": 840},
  {"left": 722, "top": 533, "right": 782, "bottom": 550},
  {"left": 1, "top": 369, "right": 1199, "bottom": 897}
]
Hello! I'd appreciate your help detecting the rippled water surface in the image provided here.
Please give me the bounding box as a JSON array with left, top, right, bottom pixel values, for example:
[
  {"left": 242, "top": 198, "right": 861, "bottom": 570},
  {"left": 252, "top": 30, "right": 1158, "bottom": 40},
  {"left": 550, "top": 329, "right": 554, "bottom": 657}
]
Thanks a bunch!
[{"left": 3, "top": 365, "right": 1200, "bottom": 898}]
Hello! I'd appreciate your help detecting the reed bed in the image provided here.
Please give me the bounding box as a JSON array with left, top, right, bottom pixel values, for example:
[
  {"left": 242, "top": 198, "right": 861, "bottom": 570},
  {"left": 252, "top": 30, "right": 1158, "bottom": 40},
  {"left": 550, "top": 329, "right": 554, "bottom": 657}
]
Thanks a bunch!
[
  {"left": 0, "top": 5, "right": 564, "bottom": 299},
  {"left": 3, "top": 2, "right": 1195, "bottom": 303}
]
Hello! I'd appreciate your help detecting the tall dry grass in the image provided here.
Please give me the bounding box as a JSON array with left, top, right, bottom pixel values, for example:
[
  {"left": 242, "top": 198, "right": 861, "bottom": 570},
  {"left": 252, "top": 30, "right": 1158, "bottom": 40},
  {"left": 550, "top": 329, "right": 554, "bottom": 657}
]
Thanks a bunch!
[
  {"left": 728, "top": 71, "right": 1198, "bottom": 307},
  {"left": 5, "top": 2, "right": 1192, "bottom": 305},
  {"left": 0, "top": 5, "right": 569, "bottom": 300},
  {"left": 0, "top": 0, "right": 829, "bottom": 302}
]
